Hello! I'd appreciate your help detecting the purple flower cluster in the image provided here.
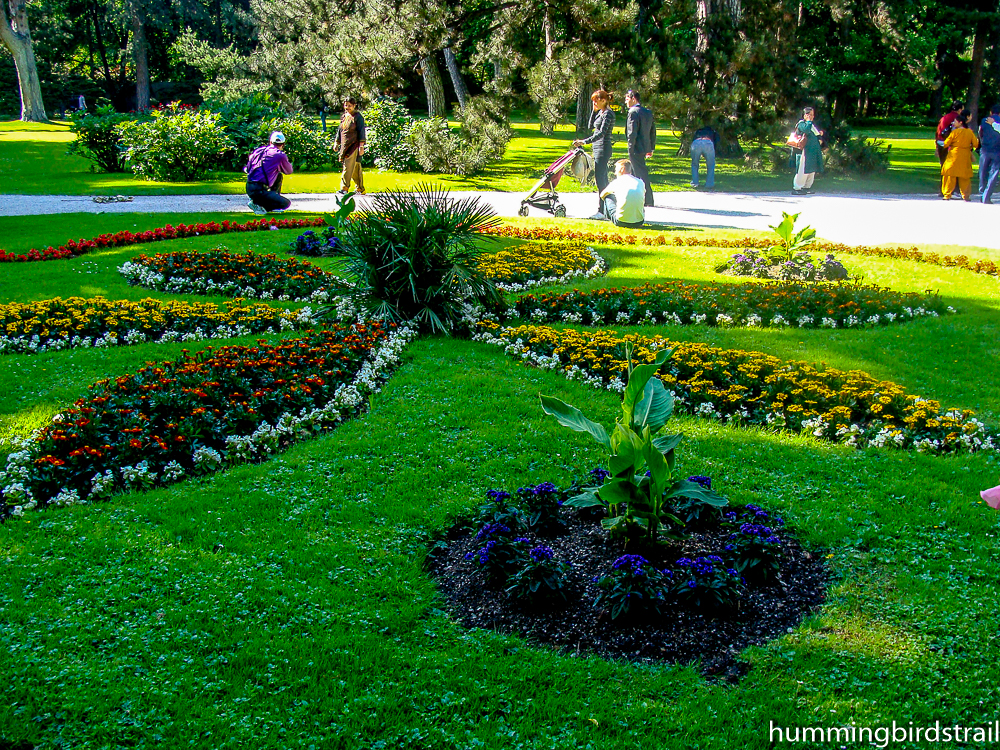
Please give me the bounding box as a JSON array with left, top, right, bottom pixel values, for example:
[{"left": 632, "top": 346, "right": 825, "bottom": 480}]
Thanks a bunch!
[
  {"left": 486, "top": 489, "right": 511, "bottom": 503},
  {"left": 476, "top": 522, "right": 511, "bottom": 542},
  {"left": 688, "top": 475, "right": 712, "bottom": 489},
  {"left": 529, "top": 545, "right": 554, "bottom": 562},
  {"left": 589, "top": 467, "right": 611, "bottom": 484},
  {"left": 612, "top": 554, "right": 650, "bottom": 576}
]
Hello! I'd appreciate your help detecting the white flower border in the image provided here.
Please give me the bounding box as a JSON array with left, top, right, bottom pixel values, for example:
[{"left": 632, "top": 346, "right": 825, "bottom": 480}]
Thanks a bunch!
[
  {"left": 118, "top": 260, "right": 334, "bottom": 303},
  {"left": 471, "top": 324, "right": 997, "bottom": 456},
  {"left": 491, "top": 246, "right": 608, "bottom": 294},
  {"left": 1, "top": 322, "right": 417, "bottom": 517},
  {"left": 0, "top": 307, "right": 316, "bottom": 355}
]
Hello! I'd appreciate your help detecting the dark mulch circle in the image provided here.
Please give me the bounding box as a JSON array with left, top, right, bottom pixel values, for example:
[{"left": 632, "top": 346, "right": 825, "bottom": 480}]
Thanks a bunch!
[{"left": 428, "top": 509, "right": 828, "bottom": 681}]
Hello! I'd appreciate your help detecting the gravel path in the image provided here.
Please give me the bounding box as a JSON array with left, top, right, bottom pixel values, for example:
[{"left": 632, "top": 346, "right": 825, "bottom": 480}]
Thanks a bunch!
[{"left": 5, "top": 190, "right": 999, "bottom": 250}]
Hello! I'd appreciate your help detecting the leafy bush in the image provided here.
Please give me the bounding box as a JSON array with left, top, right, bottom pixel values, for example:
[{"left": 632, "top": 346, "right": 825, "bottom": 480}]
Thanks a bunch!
[
  {"left": 825, "top": 135, "right": 891, "bottom": 175},
  {"left": 66, "top": 105, "right": 138, "bottom": 172},
  {"left": 211, "top": 93, "right": 286, "bottom": 170},
  {"left": 408, "top": 96, "right": 512, "bottom": 176},
  {"left": 543, "top": 345, "right": 727, "bottom": 543},
  {"left": 362, "top": 99, "right": 417, "bottom": 171},
  {"left": 669, "top": 476, "right": 727, "bottom": 528},
  {"left": 289, "top": 229, "right": 340, "bottom": 257},
  {"left": 465, "top": 524, "right": 530, "bottom": 582},
  {"left": 505, "top": 546, "right": 571, "bottom": 602},
  {"left": 328, "top": 186, "right": 503, "bottom": 333},
  {"left": 594, "top": 554, "right": 671, "bottom": 620},
  {"left": 474, "top": 489, "right": 528, "bottom": 533},
  {"left": 258, "top": 115, "right": 336, "bottom": 171},
  {"left": 117, "top": 103, "right": 233, "bottom": 181}
]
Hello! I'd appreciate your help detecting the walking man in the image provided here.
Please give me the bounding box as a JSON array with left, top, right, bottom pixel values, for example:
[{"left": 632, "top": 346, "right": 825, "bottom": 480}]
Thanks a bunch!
[
  {"left": 624, "top": 89, "right": 656, "bottom": 207},
  {"left": 979, "top": 104, "right": 1000, "bottom": 204},
  {"left": 245, "top": 131, "right": 293, "bottom": 214},
  {"left": 335, "top": 97, "right": 366, "bottom": 195}
]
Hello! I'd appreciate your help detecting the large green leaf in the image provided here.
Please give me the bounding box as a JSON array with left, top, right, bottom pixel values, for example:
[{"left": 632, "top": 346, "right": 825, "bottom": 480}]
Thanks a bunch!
[
  {"left": 597, "top": 477, "right": 633, "bottom": 508},
  {"left": 540, "top": 395, "right": 610, "bottom": 449},
  {"left": 651, "top": 433, "right": 683, "bottom": 454},
  {"left": 621, "top": 348, "right": 671, "bottom": 425},
  {"left": 563, "top": 490, "right": 606, "bottom": 508},
  {"left": 608, "top": 424, "right": 641, "bottom": 476},
  {"left": 666, "top": 479, "right": 729, "bottom": 507},
  {"left": 633, "top": 377, "right": 674, "bottom": 432},
  {"left": 644, "top": 437, "right": 671, "bottom": 496}
]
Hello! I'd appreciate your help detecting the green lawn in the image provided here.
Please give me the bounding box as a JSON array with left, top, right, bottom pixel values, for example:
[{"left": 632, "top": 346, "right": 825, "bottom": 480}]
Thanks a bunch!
[
  {"left": 1, "top": 213, "right": 999, "bottom": 748},
  {"left": 0, "top": 119, "right": 942, "bottom": 196}
]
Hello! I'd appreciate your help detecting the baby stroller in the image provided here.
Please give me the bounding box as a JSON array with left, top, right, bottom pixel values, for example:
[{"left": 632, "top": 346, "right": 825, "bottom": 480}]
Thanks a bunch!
[{"left": 518, "top": 147, "right": 594, "bottom": 218}]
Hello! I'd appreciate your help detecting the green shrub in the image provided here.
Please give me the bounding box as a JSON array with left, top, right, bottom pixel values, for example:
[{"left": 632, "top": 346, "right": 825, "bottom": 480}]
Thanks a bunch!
[
  {"left": 362, "top": 99, "right": 417, "bottom": 171},
  {"left": 210, "top": 93, "right": 286, "bottom": 170},
  {"left": 117, "top": 103, "right": 233, "bottom": 181},
  {"left": 326, "top": 186, "right": 502, "bottom": 334},
  {"left": 825, "top": 134, "right": 891, "bottom": 175},
  {"left": 258, "top": 115, "right": 336, "bottom": 171},
  {"left": 407, "top": 96, "right": 512, "bottom": 176},
  {"left": 66, "top": 105, "right": 138, "bottom": 172}
]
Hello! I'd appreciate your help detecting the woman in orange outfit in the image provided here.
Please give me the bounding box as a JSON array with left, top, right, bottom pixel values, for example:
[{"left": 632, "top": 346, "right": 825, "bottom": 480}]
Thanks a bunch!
[{"left": 941, "top": 112, "right": 979, "bottom": 200}]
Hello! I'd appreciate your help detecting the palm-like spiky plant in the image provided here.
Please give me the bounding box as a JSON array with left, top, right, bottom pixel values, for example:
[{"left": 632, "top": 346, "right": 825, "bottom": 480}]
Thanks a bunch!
[{"left": 329, "top": 185, "right": 502, "bottom": 334}]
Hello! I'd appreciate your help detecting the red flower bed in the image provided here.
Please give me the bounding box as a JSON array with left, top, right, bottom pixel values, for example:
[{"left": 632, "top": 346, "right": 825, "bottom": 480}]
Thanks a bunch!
[{"left": 0, "top": 217, "right": 326, "bottom": 264}]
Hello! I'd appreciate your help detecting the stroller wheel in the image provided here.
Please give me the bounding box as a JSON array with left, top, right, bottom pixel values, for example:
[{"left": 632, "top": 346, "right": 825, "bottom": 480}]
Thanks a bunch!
[
  {"left": 518, "top": 205, "right": 529, "bottom": 217},
  {"left": 554, "top": 204, "right": 567, "bottom": 218}
]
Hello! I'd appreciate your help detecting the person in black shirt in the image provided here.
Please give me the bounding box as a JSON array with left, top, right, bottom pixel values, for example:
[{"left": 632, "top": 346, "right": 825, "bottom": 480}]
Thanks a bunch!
[
  {"left": 690, "top": 125, "right": 718, "bottom": 189},
  {"left": 574, "top": 89, "right": 616, "bottom": 219},
  {"left": 624, "top": 89, "right": 656, "bottom": 206}
]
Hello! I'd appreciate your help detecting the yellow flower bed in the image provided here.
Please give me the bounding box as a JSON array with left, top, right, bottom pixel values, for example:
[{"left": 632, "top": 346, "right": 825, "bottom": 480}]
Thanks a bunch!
[
  {"left": 476, "top": 242, "right": 606, "bottom": 290},
  {"left": 474, "top": 322, "right": 995, "bottom": 454},
  {"left": 0, "top": 296, "right": 313, "bottom": 354}
]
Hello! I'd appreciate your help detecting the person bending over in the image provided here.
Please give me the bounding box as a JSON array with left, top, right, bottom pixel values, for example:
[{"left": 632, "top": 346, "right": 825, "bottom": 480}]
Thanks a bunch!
[
  {"left": 245, "top": 131, "right": 293, "bottom": 214},
  {"left": 599, "top": 159, "right": 645, "bottom": 229}
]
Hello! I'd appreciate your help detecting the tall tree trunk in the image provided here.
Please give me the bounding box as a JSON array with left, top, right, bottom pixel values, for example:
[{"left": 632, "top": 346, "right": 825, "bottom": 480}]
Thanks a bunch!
[
  {"left": 89, "top": 1, "right": 115, "bottom": 99},
  {"left": 930, "top": 43, "right": 947, "bottom": 118},
  {"left": 131, "top": 6, "right": 149, "bottom": 111},
  {"left": 575, "top": 81, "right": 589, "bottom": 136},
  {"left": 419, "top": 53, "right": 446, "bottom": 118},
  {"left": 543, "top": 2, "right": 554, "bottom": 60},
  {"left": 968, "top": 17, "right": 990, "bottom": 126},
  {"left": 443, "top": 47, "right": 468, "bottom": 110},
  {"left": 0, "top": 0, "right": 47, "bottom": 121}
]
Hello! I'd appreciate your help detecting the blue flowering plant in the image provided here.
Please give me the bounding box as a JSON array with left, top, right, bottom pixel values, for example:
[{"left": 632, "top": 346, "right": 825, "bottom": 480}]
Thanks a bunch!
[
  {"left": 505, "top": 545, "right": 571, "bottom": 602},
  {"left": 594, "top": 554, "right": 672, "bottom": 620},
  {"left": 465, "top": 522, "right": 531, "bottom": 583},
  {"left": 671, "top": 555, "right": 743, "bottom": 609},
  {"left": 541, "top": 345, "right": 727, "bottom": 543},
  {"left": 721, "top": 504, "right": 785, "bottom": 581},
  {"left": 517, "top": 481, "right": 566, "bottom": 534},
  {"left": 668, "top": 475, "right": 728, "bottom": 529},
  {"left": 474, "top": 489, "right": 527, "bottom": 534}
]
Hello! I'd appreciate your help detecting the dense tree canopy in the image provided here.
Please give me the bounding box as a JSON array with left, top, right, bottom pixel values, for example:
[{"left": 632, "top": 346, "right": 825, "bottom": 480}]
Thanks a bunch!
[{"left": 3, "top": 0, "right": 999, "bottom": 141}]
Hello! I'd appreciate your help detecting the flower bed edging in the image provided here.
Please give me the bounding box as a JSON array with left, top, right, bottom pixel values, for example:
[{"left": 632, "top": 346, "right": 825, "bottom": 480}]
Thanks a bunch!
[
  {"left": 0, "top": 218, "right": 326, "bottom": 264},
  {"left": 0, "top": 322, "right": 417, "bottom": 518},
  {"left": 472, "top": 323, "right": 996, "bottom": 455}
]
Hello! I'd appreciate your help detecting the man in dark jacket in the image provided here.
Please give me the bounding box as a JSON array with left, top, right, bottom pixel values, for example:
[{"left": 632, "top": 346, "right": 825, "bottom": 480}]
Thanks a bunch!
[
  {"left": 244, "top": 131, "right": 293, "bottom": 213},
  {"left": 979, "top": 104, "right": 1000, "bottom": 204},
  {"left": 624, "top": 89, "right": 656, "bottom": 206}
]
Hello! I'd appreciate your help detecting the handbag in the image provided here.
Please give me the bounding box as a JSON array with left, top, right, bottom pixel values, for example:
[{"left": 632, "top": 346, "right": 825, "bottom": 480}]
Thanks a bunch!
[{"left": 786, "top": 130, "right": 807, "bottom": 149}]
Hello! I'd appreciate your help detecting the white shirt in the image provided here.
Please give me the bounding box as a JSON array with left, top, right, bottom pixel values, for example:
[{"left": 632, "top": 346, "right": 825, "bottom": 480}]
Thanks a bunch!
[{"left": 602, "top": 174, "right": 646, "bottom": 224}]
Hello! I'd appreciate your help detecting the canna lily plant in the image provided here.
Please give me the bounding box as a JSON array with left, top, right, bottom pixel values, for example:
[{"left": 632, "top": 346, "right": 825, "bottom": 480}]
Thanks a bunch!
[
  {"left": 767, "top": 211, "right": 817, "bottom": 263},
  {"left": 540, "top": 345, "right": 727, "bottom": 543}
]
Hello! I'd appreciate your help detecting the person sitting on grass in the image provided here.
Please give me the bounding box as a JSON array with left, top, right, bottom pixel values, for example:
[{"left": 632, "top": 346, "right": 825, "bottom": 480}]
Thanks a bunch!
[
  {"left": 245, "top": 131, "right": 293, "bottom": 214},
  {"left": 598, "top": 159, "right": 646, "bottom": 228}
]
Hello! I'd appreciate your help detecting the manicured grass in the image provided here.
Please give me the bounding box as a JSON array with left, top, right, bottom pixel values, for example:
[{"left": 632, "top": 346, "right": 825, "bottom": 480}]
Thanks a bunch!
[
  {"left": 1, "top": 120, "right": 941, "bottom": 196},
  {"left": 1, "top": 215, "right": 999, "bottom": 748}
]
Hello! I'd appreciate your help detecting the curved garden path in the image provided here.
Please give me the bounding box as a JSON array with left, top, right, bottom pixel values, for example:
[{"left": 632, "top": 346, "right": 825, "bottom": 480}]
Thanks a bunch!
[{"left": 4, "top": 190, "right": 1000, "bottom": 250}]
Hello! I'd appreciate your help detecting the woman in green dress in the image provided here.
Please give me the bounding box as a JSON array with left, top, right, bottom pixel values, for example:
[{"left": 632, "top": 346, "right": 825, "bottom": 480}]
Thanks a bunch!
[{"left": 791, "top": 107, "right": 824, "bottom": 195}]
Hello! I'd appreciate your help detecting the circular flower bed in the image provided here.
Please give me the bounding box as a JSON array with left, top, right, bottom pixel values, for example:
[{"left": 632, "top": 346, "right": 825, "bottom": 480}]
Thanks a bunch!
[
  {"left": 0, "top": 321, "right": 416, "bottom": 516},
  {"left": 430, "top": 479, "right": 826, "bottom": 675},
  {"left": 500, "top": 281, "right": 951, "bottom": 329},
  {"left": 119, "top": 249, "right": 343, "bottom": 302},
  {"left": 473, "top": 323, "right": 997, "bottom": 454},
  {"left": 0, "top": 296, "right": 315, "bottom": 355},
  {"left": 476, "top": 242, "right": 607, "bottom": 292}
]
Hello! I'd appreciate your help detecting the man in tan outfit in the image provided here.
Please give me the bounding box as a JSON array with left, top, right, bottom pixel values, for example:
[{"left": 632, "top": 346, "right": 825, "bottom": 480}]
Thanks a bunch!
[{"left": 335, "top": 97, "right": 366, "bottom": 195}]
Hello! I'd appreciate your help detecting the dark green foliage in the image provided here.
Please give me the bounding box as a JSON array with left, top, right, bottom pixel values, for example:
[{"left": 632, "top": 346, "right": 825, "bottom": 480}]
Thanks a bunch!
[
  {"left": 671, "top": 555, "right": 743, "bottom": 609},
  {"left": 66, "top": 106, "right": 137, "bottom": 173},
  {"left": 328, "top": 186, "right": 503, "bottom": 334},
  {"left": 408, "top": 97, "right": 512, "bottom": 176},
  {"left": 362, "top": 99, "right": 417, "bottom": 171},
  {"left": 594, "top": 554, "right": 670, "bottom": 620},
  {"left": 117, "top": 104, "right": 233, "bottom": 181},
  {"left": 505, "top": 546, "right": 571, "bottom": 602},
  {"left": 211, "top": 94, "right": 287, "bottom": 170},
  {"left": 258, "top": 115, "right": 336, "bottom": 171}
]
